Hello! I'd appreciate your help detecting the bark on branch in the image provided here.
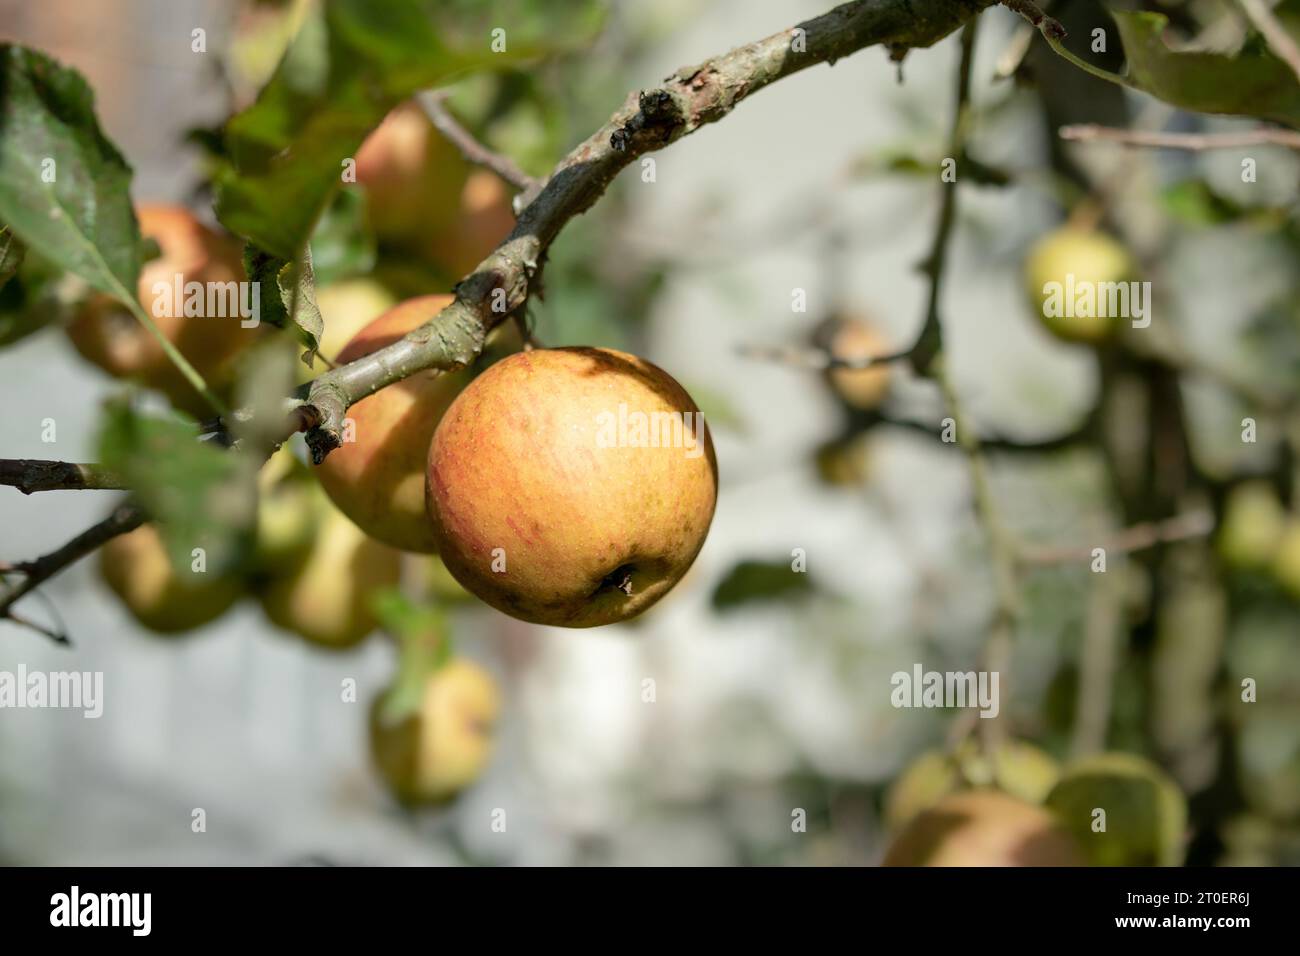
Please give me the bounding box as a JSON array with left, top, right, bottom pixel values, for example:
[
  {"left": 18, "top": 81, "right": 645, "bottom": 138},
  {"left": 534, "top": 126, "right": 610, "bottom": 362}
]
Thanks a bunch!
[{"left": 0, "top": 459, "right": 126, "bottom": 494}]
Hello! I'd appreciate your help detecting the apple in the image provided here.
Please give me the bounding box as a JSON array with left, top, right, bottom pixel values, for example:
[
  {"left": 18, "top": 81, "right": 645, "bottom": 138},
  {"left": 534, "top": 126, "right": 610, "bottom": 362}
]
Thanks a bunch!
[
  {"left": 1271, "top": 517, "right": 1300, "bottom": 598},
  {"left": 1044, "top": 752, "right": 1187, "bottom": 866},
  {"left": 315, "top": 295, "right": 520, "bottom": 553},
  {"left": 1023, "top": 225, "right": 1134, "bottom": 344},
  {"left": 885, "top": 739, "right": 1060, "bottom": 830},
  {"left": 66, "top": 203, "right": 258, "bottom": 417},
  {"left": 369, "top": 657, "right": 501, "bottom": 803},
  {"left": 427, "top": 170, "right": 517, "bottom": 278},
  {"left": 1218, "top": 480, "right": 1286, "bottom": 572},
  {"left": 301, "top": 278, "right": 398, "bottom": 381},
  {"left": 355, "top": 102, "right": 466, "bottom": 248},
  {"left": 99, "top": 522, "right": 243, "bottom": 634},
  {"left": 257, "top": 504, "right": 401, "bottom": 649},
  {"left": 882, "top": 788, "right": 1085, "bottom": 866},
  {"left": 425, "top": 347, "right": 718, "bottom": 627},
  {"left": 817, "top": 316, "right": 893, "bottom": 411}
]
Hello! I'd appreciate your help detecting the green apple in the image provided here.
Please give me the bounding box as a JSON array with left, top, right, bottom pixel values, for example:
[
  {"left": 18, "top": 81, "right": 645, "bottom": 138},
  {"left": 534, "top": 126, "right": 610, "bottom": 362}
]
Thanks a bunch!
[{"left": 1023, "top": 225, "right": 1134, "bottom": 344}]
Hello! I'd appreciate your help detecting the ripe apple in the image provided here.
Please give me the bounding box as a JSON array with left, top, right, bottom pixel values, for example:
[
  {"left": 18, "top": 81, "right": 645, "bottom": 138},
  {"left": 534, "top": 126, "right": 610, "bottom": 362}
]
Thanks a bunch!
[
  {"left": 257, "top": 505, "right": 401, "bottom": 649},
  {"left": 1218, "top": 481, "right": 1286, "bottom": 572},
  {"left": 885, "top": 739, "right": 1060, "bottom": 830},
  {"left": 369, "top": 657, "right": 501, "bottom": 803},
  {"left": 427, "top": 169, "right": 517, "bottom": 277},
  {"left": 426, "top": 347, "right": 718, "bottom": 627},
  {"left": 1023, "top": 225, "right": 1134, "bottom": 344},
  {"left": 882, "top": 788, "right": 1085, "bottom": 866},
  {"left": 315, "top": 295, "right": 520, "bottom": 553},
  {"left": 1044, "top": 752, "right": 1186, "bottom": 866},
  {"left": 355, "top": 102, "right": 466, "bottom": 247},
  {"left": 66, "top": 203, "right": 257, "bottom": 416},
  {"left": 817, "top": 316, "right": 893, "bottom": 411},
  {"left": 99, "top": 522, "right": 243, "bottom": 634}
]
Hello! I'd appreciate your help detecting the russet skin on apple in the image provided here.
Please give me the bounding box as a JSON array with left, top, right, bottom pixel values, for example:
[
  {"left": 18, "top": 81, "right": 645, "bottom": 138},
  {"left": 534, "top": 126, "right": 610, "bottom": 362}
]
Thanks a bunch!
[
  {"left": 426, "top": 347, "right": 719, "bottom": 628},
  {"left": 314, "top": 294, "right": 520, "bottom": 554},
  {"left": 66, "top": 203, "right": 258, "bottom": 417}
]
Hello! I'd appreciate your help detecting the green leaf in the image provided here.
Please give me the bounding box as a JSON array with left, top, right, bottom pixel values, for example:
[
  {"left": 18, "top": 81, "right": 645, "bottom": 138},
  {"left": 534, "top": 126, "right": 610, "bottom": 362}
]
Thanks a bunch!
[
  {"left": 0, "top": 224, "right": 25, "bottom": 291},
  {"left": 1114, "top": 11, "right": 1300, "bottom": 128},
  {"left": 97, "top": 399, "right": 257, "bottom": 575},
  {"left": 243, "top": 244, "right": 323, "bottom": 361},
  {"left": 215, "top": 0, "right": 607, "bottom": 258},
  {"left": 0, "top": 243, "right": 74, "bottom": 347},
  {"left": 0, "top": 45, "right": 142, "bottom": 299},
  {"left": 682, "top": 380, "right": 745, "bottom": 433},
  {"left": 308, "top": 189, "right": 376, "bottom": 285},
  {"left": 711, "top": 559, "right": 817, "bottom": 612},
  {"left": 372, "top": 588, "right": 453, "bottom": 724}
]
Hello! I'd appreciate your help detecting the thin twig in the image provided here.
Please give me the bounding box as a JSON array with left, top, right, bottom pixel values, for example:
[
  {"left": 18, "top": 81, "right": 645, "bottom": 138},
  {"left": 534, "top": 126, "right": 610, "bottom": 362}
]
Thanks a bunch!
[
  {"left": 1018, "top": 510, "right": 1215, "bottom": 566},
  {"left": 417, "top": 91, "right": 538, "bottom": 194},
  {"left": 1061, "top": 123, "right": 1300, "bottom": 151},
  {"left": 735, "top": 343, "right": 914, "bottom": 371},
  {"left": 1239, "top": 0, "right": 1300, "bottom": 86},
  {"left": 0, "top": 503, "right": 145, "bottom": 622},
  {"left": 0, "top": 459, "right": 126, "bottom": 494}
]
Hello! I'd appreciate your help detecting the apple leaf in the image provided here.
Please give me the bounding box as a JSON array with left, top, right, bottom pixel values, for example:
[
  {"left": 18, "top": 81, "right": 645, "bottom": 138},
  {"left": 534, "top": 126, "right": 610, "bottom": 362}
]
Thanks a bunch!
[
  {"left": 215, "top": 0, "right": 607, "bottom": 258},
  {"left": 712, "top": 559, "right": 818, "bottom": 611},
  {"left": 0, "top": 45, "right": 143, "bottom": 301},
  {"left": 308, "top": 189, "right": 375, "bottom": 286},
  {"left": 0, "top": 225, "right": 25, "bottom": 292},
  {"left": 243, "top": 244, "right": 323, "bottom": 363},
  {"left": 372, "top": 589, "right": 453, "bottom": 724},
  {"left": 0, "top": 243, "right": 75, "bottom": 347},
  {"left": 97, "top": 399, "right": 257, "bottom": 575},
  {"left": 1114, "top": 11, "right": 1300, "bottom": 128}
]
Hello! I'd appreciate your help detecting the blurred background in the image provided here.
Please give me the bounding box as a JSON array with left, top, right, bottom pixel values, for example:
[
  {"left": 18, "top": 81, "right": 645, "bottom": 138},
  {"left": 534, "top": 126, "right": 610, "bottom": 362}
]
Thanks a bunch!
[{"left": 1, "top": 0, "right": 1299, "bottom": 865}]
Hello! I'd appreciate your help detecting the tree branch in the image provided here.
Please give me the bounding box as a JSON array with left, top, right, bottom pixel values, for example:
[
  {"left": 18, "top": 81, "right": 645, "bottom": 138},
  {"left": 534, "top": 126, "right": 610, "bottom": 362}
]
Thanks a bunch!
[
  {"left": 0, "top": 459, "right": 126, "bottom": 494},
  {"left": 1018, "top": 510, "right": 1215, "bottom": 566},
  {"left": 0, "top": 502, "right": 146, "bottom": 623},
  {"left": 418, "top": 91, "right": 538, "bottom": 194},
  {"left": 1060, "top": 123, "right": 1300, "bottom": 151},
  {"left": 297, "top": 0, "right": 997, "bottom": 462}
]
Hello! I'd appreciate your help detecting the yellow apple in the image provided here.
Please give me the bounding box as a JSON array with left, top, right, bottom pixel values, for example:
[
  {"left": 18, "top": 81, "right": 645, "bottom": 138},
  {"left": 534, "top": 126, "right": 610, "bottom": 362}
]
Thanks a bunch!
[
  {"left": 299, "top": 278, "right": 398, "bottom": 382},
  {"left": 426, "top": 347, "right": 719, "bottom": 627},
  {"left": 99, "top": 522, "right": 243, "bottom": 634},
  {"left": 885, "top": 739, "right": 1060, "bottom": 830},
  {"left": 1044, "top": 752, "right": 1187, "bottom": 866},
  {"left": 66, "top": 203, "right": 259, "bottom": 416},
  {"left": 257, "top": 505, "right": 401, "bottom": 649},
  {"left": 882, "top": 789, "right": 1085, "bottom": 866},
  {"left": 1023, "top": 225, "right": 1134, "bottom": 344},
  {"left": 1218, "top": 481, "right": 1286, "bottom": 572},
  {"left": 370, "top": 657, "right": 501, "bottom": 803},
  {"left": 1271, "top": 517, "right": 1300, "bottom": 598},
  {"left": 315, "top": 295, "right": 520, "bottom": 553}
]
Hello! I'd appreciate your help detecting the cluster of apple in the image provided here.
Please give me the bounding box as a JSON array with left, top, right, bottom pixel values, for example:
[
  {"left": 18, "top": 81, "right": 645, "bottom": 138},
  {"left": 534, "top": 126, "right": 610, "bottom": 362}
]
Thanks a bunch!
[
  {"left": 62, "top": 109, "right": 719, "bottom": 804},
  {"left": 881, "top": 740, "right": 1186, "bottom": 866}
]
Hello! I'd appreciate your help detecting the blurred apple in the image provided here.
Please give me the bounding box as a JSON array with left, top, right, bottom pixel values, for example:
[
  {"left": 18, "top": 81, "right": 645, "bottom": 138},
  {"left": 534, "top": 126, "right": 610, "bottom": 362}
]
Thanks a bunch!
[
  {"left": 66, "top": 203, "right": 258, "bottom": 417},
  {"left": 315, "top": 295, "right": 520, "bottom": 553},
  {"left": 1044, "top": 752, "right": 1187, "bottom": 866},
  {"left": 258, "top": 505, "right": 401, "bottom": 649},
  {"left": 883, "top": 789, "right": 1085, "bottom": 866},
  {"left": 355, "top": 103, "right": 466, "bottom": 248},
  {"left": 370, "top": 657, "right": 501, "bottom": 803},
  {"left": 100, "top": 522, "right": 243, "bottom": 634},
  {"left": 1023, "top": 225, "right": 1133, "bottom": 344},
  {"left": 1270, "top": 517, "right": 1300, "bottom": 598},
  {"left": 885, "top": 739, "right": 1060, "bottom": 830},
  {"left": 817, "top": 316, "right": 893, "bottom": 411},
  {"left": 427, "top": 169, "right": 517, "bottom": 277},
  {"left": 1218, "top": 480, "right": 1286, "bottom": 572}
]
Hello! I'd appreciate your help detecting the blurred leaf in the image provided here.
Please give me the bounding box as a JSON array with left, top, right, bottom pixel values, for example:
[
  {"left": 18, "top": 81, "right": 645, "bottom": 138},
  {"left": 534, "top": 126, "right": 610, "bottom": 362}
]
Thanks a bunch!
[
  {"left": 0, "top": 225, "right": 25, "bottom": 291},
  {"left": 1161, "top": 179, "right": 1248, "bottom": 225},
  {"left": 683, "top": 380, "right": 745, "bottom": 433},
  {"left": 446, "top": 70, "right": 568, "bottom": 177},
  {"left": 243, "top": 244, "right": 323, "bottom": 361},
  {"left": 712, "top": 559, "right": 817, "bottom": 612},
  {"left": 215, "top": 0, "right": 607, "bottom": 257},
  {"left": 1115, "top": 11, "right": 1300, "bottom": 128},
  {"left": 97, "top": 399, "right": 257, "bottom": 574},
  {"left": 0, "top": 244, "right": 76, "bottom": 346},
  {"left": 372, "top": 588, "right": 452, "bottom": 724},
  {"left": 308, "top": 189, "right": 376, "bottom": 285},
  {"left": 0, "top": 45, "right": 142, "bottom": 299}
]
